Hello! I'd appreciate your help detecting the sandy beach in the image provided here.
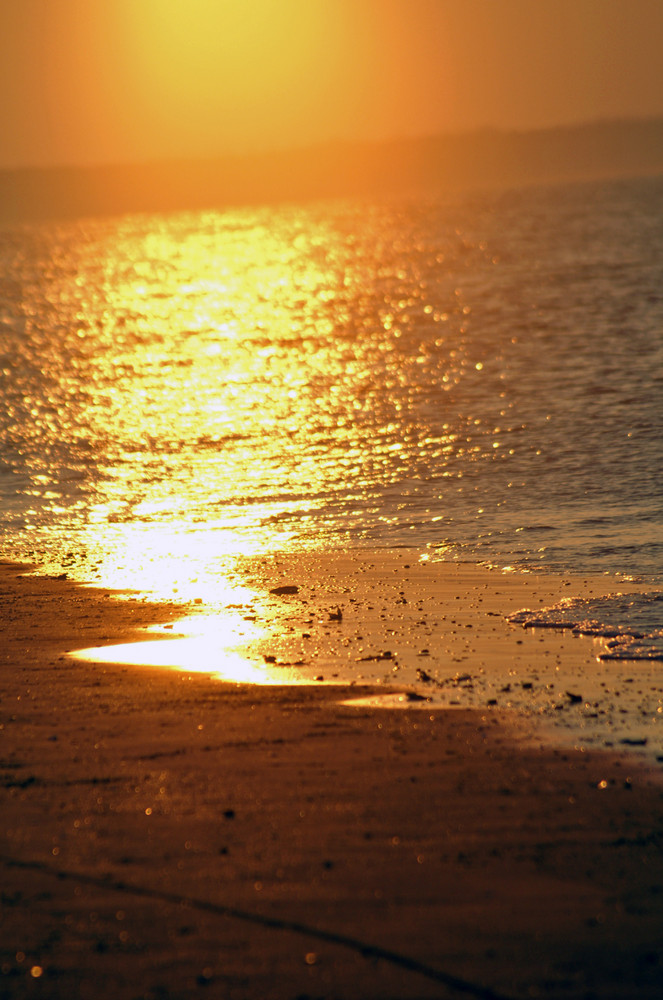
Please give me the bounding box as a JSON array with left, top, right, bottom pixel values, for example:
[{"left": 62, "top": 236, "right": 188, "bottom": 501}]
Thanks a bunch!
[{"left": 2, "top": 553, "right": 663, "bottom": 999}]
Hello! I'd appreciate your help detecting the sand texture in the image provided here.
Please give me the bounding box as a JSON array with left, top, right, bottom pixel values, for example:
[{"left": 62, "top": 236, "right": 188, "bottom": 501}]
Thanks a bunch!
[{"left": 2, "top": 555, "right": 663, "bottom": 999}]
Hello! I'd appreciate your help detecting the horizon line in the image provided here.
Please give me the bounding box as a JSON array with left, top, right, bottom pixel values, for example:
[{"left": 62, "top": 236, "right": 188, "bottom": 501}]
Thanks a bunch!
[{"left": 3, "top": 113, "right": 663, "bottom": 176}]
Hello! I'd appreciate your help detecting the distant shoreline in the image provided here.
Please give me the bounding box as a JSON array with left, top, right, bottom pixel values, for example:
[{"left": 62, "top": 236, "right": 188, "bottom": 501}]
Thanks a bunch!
[{"left": 2, "top": 117, "right": 663, "bottom": 224}]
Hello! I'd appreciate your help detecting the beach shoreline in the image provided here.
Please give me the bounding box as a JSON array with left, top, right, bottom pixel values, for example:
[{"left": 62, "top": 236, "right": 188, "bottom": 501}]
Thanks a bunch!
[
  {"left": 68, "top": 548, "right": 661, "bottom": 763},
  {"left": 2, "top": 554, "right": 663, "bottom": 998}
]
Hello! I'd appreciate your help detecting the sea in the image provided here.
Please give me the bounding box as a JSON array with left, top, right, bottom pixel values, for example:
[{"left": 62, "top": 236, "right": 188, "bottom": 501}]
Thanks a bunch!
[{"left": 1, "top": 174, "right": 662, "bottom": 662}]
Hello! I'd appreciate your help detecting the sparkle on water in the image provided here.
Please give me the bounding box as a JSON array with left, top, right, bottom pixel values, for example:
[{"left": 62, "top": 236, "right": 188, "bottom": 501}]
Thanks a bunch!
[{"left": 2, "top": 179, "right": 663, "bottom": 682}]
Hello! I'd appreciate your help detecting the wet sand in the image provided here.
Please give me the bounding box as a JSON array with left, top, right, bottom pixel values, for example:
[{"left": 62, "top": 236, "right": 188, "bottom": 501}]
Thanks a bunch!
[{"left": 2, "top": 555, "right": 663, "bottom": 999}]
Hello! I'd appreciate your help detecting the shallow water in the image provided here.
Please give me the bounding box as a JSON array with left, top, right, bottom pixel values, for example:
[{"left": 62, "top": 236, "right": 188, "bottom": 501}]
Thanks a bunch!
[
  {"left": 510, "top": 592, "right": 663, "bottom": 660},
  {"left": 1, "top": 175, "right": 662, "bottom": 650}
]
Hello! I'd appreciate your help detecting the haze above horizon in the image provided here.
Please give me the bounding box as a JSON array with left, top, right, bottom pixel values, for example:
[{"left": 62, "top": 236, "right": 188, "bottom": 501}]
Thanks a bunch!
[{"left": 2, "top": 0, "right": 663, "bottom": 171}]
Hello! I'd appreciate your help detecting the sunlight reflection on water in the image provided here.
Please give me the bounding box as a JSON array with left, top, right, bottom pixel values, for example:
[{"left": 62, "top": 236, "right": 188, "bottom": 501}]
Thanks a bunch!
[
  {"left": 0, "top": 184, "right": 660, "bottom": 735},
  {"left": 1, "top": 181, "right": 662, "bottom": 603}
]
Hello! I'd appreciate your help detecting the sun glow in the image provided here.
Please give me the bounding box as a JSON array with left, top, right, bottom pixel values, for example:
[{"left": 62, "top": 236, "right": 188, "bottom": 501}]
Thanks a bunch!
[{"left": 118, "top": 0, "right": 344, "bottom": 155}]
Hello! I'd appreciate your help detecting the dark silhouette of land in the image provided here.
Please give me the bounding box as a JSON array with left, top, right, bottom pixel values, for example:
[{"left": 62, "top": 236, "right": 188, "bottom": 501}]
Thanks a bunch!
[{"left": 2, "top": 117, "right": 663, "bottom": 223}]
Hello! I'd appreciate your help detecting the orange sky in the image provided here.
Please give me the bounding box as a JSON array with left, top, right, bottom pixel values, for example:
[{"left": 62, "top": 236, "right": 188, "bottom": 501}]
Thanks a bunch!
[{"left": 2, "top": 0, "right": 663, "bottom": 169}]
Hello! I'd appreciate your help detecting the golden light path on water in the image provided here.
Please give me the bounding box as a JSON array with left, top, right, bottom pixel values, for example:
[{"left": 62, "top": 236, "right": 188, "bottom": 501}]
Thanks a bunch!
[
  {"left": 7, "top": 195, "right": 661, "bottom": 682},
  {"left": 38, "top": 204, "right": 480, "bottom": 684},
  {"left": 20, "top": 202, "right": 486, "bottom": 585},
  {"left": 44, "top": 210, "right": 341, "bottom": 678}
]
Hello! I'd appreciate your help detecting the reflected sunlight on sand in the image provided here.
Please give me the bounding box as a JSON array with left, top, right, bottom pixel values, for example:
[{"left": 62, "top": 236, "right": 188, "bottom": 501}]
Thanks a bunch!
[{"left": 69, "top": 609, "right": 311, "bottom": 685}]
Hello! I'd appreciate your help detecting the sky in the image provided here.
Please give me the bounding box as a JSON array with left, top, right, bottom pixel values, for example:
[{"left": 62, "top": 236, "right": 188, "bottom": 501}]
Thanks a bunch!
[{"left": 1, "top": 0, "right": 663, "bottom": 170}]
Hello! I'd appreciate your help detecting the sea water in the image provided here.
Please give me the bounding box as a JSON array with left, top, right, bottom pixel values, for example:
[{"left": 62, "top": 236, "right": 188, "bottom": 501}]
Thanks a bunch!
[{"left": 1, "top": 175, "right": 662, "bottom": 657}]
